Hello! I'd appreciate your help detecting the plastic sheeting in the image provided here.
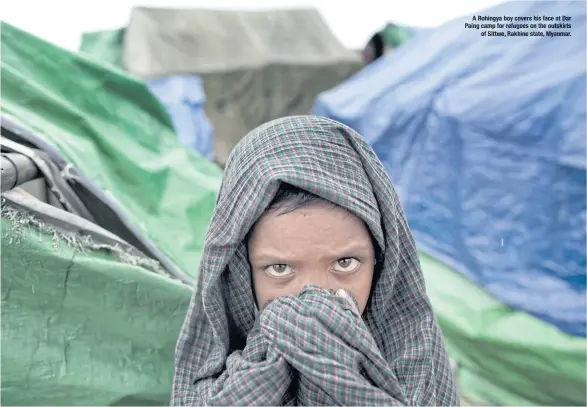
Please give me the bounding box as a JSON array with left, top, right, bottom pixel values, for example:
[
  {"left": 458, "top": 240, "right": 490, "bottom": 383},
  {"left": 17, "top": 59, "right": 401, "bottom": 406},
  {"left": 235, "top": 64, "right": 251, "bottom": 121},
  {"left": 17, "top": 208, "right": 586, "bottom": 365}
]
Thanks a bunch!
[
  {"left": 123, "top": 7, "right": 360, "bottom": 76},
  {"left": 80, "top": 31, "right": 215, "bottom": 160},
  {"left": 146, "top": 76, "right": 215, "bottom": 160},
  {"left": 1, "top": 22, "right": 223, "bottom": 278},
  {"left": 80, "top": 29, "right": 125, "bottom": 69},
  {"left": 420, "top": 253, "right": 586, "bottom": 406},
  {"left": 80, "top": 8, "right": 361, "bottom": 166},
  {"left": 1, "top": 208, "right": 192, "bottom": 406},
  {"left": 120, "top": 7, "right": 362, "bottom": 166},
  {"left": 313, "top": 1, "right": 587, "bottom": 337}
]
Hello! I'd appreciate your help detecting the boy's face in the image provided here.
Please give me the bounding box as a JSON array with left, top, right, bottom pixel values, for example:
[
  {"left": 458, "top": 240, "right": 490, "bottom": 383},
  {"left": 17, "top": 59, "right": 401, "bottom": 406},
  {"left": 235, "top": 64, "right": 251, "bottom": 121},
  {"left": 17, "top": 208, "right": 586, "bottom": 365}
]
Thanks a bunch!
[{"left": 248, "top": 202, "right": 376, "bottom": 314}]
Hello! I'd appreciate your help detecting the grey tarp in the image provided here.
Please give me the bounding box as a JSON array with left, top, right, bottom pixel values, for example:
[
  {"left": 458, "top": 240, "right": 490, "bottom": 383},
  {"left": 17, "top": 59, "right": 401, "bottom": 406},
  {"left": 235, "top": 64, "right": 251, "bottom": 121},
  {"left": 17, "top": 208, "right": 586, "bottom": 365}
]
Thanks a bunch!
[{"left": 123, "top": 7, "right": 362, "bottom": 165}]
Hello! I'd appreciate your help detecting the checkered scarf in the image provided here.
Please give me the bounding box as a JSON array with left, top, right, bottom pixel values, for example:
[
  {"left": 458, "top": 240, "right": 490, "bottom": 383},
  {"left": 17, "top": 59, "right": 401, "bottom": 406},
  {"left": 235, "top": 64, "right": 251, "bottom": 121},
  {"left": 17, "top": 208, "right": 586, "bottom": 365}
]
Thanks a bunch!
[{"left": 172, "top": 116, "right": 459, "bottom": 406}]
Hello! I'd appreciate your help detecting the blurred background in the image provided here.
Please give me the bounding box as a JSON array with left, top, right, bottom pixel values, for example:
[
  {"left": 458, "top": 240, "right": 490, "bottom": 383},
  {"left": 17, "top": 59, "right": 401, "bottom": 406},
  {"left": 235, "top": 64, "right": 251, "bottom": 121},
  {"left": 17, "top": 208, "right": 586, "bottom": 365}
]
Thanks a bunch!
[{"left": 1, "top": 1, "right": 585, "bottom": 406}]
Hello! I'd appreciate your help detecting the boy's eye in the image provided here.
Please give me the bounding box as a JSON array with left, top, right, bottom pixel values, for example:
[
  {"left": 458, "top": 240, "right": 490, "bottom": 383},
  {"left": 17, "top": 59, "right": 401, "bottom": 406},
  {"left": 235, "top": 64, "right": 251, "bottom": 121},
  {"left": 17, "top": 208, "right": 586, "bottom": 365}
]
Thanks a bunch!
[
  {"left": 332, "top": 257, "right": 361, "bottom": 273},
  {"left": 265, "top": 264, "right": 295, "bottom": 277}
]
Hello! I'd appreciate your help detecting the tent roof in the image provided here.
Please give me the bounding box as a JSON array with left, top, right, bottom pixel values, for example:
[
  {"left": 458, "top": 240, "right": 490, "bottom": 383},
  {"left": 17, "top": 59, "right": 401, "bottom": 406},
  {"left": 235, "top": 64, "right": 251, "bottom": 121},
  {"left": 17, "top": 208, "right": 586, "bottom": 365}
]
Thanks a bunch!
[{"left": 124, "top": 7, "right": 360, "bottom": 78}]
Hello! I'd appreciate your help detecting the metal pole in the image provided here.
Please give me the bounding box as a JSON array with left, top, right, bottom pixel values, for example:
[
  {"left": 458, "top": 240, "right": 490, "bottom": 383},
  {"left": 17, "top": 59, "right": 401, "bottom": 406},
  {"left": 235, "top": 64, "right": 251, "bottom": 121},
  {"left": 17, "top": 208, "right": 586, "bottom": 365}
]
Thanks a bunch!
[{"left": 1, "top": 153, "right": 40, "bottom": 193}]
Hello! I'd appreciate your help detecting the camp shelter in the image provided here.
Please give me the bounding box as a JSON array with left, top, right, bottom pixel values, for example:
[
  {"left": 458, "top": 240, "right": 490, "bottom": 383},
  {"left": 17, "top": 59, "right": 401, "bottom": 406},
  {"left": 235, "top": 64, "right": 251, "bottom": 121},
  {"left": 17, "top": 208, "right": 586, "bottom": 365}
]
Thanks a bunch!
[
  {"left": 1, "top": 22, "right": 221, "bottom": 405},
  {"left": 81, "top": 7, "right": 363, "bottom": 166},
  {"left": 80, "top": 30, "right": 215, "bottom": 161},
  {"left": 146, "top": 75, "right": 216, "bottom": 161},
  {"left": 1, "top": 166, "right": 192, "bottom": 405},
  {"left": 378, "top": 22, "right": 431, "bottom": 48},
  {"left": 3, "top": 21, "right": 223, "bottom": 277},
  {"left": 80, "top": 28, "right": 126, "bottom": 70},
  {"left": 312, "top": 0, "right": 587, "bottom": 405},
  {"left": 420, "top": 251, "right": 586, "bottom": 406}
]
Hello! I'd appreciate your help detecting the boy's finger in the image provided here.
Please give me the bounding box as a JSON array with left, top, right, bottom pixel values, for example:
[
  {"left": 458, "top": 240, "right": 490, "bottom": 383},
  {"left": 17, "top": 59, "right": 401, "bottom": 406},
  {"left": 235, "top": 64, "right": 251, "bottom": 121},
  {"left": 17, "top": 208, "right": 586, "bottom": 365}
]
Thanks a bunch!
[{"left": 335, "top": 289, "right": 361, "bottom": 317}]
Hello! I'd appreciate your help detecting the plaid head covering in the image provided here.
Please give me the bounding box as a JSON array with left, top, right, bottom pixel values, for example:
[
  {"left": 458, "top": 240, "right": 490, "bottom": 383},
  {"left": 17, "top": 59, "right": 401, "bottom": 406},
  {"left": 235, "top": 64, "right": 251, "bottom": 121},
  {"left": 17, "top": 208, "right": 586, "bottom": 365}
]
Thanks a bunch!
[{"left": 172, "top": 116, "right": 459, "bottom": 406}]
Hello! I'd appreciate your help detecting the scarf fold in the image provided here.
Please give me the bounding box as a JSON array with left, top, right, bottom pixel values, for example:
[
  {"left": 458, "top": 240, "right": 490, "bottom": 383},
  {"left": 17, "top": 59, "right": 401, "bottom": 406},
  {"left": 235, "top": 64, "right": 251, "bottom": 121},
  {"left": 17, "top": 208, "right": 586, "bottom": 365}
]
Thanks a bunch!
[{"left": 172, "top": 115, "right": 459, "bottom": 406}]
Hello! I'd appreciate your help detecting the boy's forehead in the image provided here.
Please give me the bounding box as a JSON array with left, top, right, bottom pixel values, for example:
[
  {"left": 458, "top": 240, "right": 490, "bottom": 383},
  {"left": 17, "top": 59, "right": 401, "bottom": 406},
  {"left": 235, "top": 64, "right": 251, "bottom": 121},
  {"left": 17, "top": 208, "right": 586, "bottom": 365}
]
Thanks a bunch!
[{"left": 248, "top": 203, "right": 374, "bottom": 256}]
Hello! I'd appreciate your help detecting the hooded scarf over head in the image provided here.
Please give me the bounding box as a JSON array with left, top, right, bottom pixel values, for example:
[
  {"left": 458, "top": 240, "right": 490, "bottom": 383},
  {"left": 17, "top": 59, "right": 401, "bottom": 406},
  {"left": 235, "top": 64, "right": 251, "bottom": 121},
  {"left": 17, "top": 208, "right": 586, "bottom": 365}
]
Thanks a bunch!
[{"left": 172, "top": 116, "right": 459, "bottom": 406}]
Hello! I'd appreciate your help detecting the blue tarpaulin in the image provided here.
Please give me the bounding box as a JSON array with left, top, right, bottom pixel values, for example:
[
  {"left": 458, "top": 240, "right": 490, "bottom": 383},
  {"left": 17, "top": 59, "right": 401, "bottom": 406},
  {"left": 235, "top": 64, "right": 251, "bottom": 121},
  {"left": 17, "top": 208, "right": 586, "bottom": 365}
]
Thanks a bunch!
[
  {"left": 313, "top": 1, "right": 586, "bottom": 337},
  {"left": 147, "top": 75, "right": 215, "bottom": 160}
]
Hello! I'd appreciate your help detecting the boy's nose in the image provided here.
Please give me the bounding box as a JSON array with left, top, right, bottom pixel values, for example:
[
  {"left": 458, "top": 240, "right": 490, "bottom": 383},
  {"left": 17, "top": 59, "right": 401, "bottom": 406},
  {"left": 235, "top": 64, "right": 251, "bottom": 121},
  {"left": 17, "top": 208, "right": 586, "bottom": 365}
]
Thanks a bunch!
[{"left": 298, "top": 271, "right": 337, "bottom": 293}]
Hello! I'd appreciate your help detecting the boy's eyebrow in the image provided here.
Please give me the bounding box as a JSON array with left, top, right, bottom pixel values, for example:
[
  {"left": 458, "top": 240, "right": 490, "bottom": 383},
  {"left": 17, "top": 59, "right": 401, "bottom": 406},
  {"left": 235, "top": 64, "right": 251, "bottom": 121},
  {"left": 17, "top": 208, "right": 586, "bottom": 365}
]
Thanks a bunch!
[
  {"left": 248, "top": 251, "right": 292, "bottom": 263},
  {"left": 329, "top": 242, "right": 374, "bottom": 257},
  {"left": 250, "top": 241, "right": 373, "bottom": 263}
]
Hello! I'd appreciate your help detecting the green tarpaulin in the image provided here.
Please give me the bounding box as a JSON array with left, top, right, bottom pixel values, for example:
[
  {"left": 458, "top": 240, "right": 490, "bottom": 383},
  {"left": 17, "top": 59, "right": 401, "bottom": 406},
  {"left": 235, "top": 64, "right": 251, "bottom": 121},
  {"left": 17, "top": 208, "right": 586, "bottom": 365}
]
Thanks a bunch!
[
  {"left": 2, "top": 22, "right": 223, "bottom": 277},
  {"left": 421, "top": 255, "right": 586, "bottom": 406},
  {"left": 80, "top": 29, "right": 126, "bottom": 69},
  {"left": 2, "top": 22, "right": 585, "bottom": 406},
  {"left": 1, "top": 206, "right": 192, "bottom": 406},
  {"left": 380, "top": 23, "right": 413, "bottom": 48}
]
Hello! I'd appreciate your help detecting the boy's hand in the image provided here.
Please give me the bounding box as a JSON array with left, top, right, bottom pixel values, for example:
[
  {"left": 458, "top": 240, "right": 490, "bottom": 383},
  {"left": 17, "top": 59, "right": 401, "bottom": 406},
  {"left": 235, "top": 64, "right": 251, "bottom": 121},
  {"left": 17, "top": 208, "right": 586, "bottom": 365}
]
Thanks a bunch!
[
  {"left": 259, "top": 284, "right": 374, "bottom": 359},
  {"left": 333, "top": 288, "right": 361, "bottom": 317},
  {"left": 258, "top": 285, "right": 405, "bottom": 405}
]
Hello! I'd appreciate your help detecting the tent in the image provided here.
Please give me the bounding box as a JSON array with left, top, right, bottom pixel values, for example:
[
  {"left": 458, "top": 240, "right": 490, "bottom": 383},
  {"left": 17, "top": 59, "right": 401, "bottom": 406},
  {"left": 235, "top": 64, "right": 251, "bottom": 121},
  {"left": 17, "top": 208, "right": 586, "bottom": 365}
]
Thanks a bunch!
[
  {"left": 2, "top": 182, "right": 192, "bottom": 406},
  {"left": 313, "top": 0, "right": 586, "bottom": 404},
  {"left": 361, "top": 22, "right": 430, "bottom": 63},
  {"left": 313, "top": 0, "right": 586, "bottom": 337},
  {"left": 80, "top": 31, "right": 215, "bottom": 161},
  {"left": 3, "top": 22, "right": 222, "bottom": 278},
  {"left": 1, "top": 22, "right": 221, "bottom": 404},
  {"left": 80, "top": 29, "right": 125, "bottom": 69},
  {"left": 80, "top": 7, "right": 362, "bottom": 166},
  {"left": 146, "top": 75, "right": 215, "bottom": 161}
]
